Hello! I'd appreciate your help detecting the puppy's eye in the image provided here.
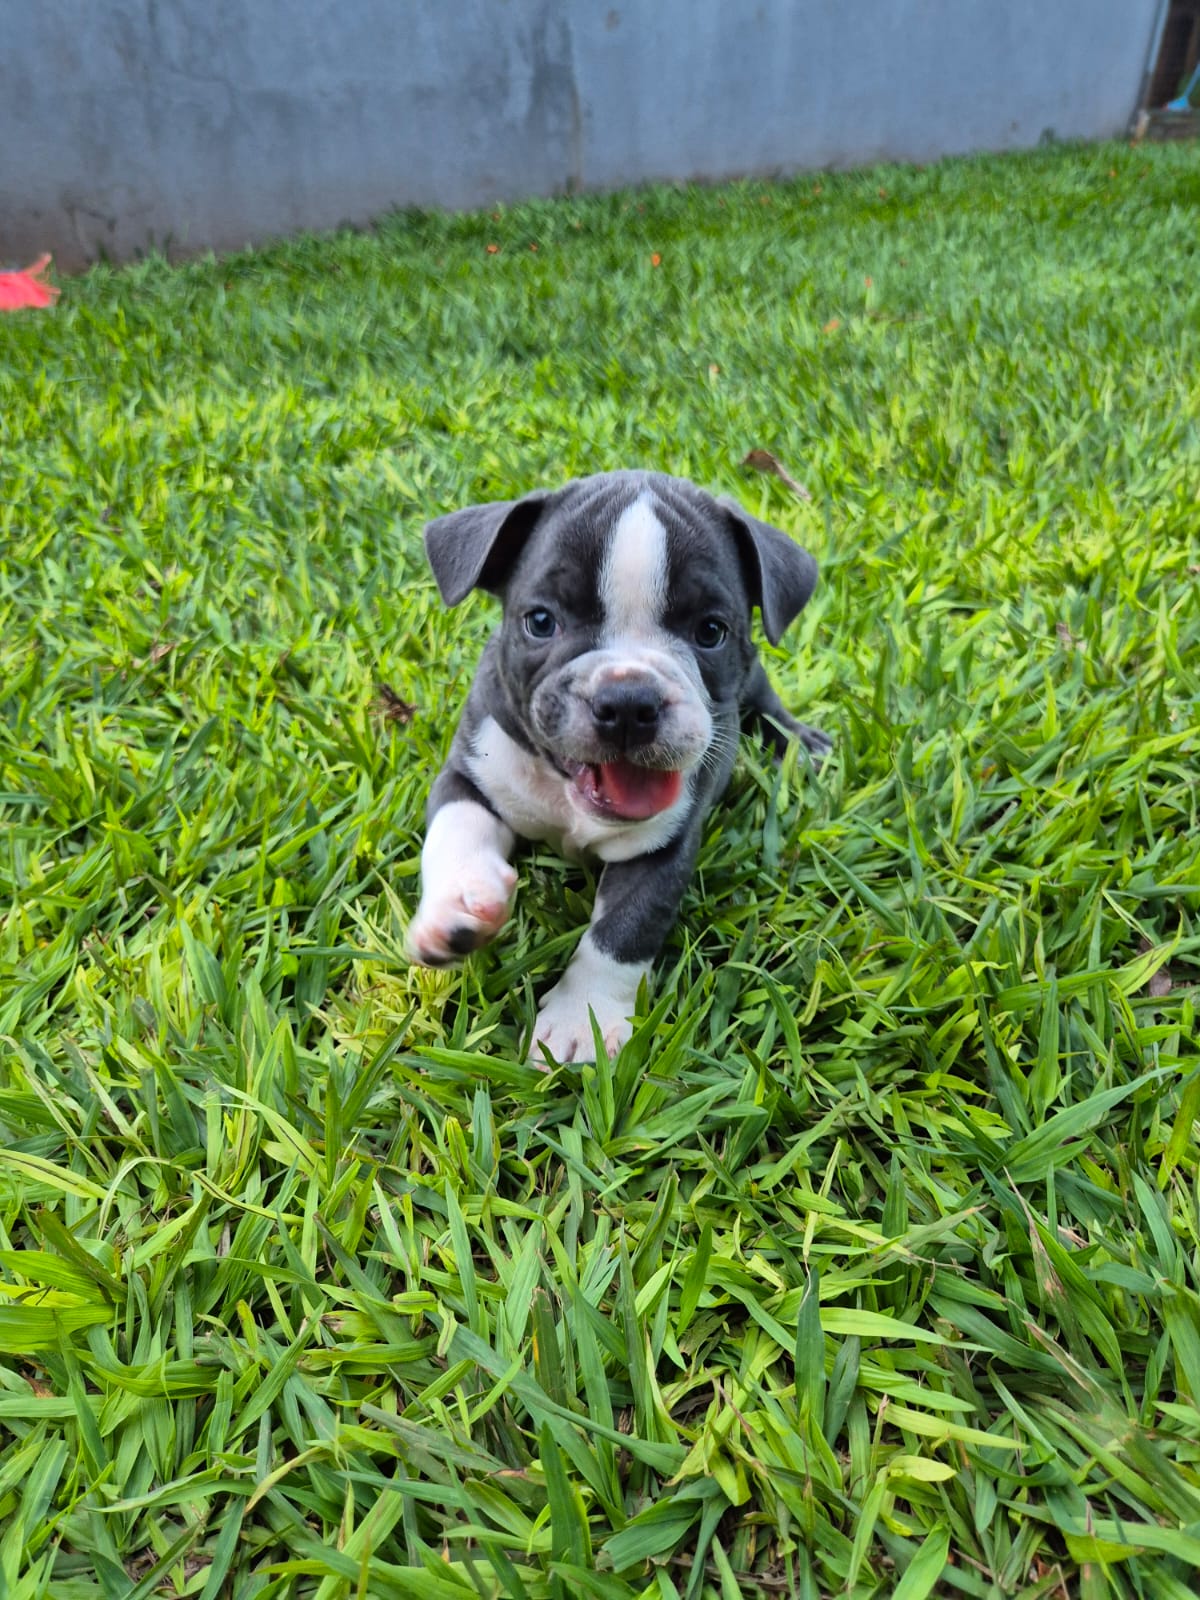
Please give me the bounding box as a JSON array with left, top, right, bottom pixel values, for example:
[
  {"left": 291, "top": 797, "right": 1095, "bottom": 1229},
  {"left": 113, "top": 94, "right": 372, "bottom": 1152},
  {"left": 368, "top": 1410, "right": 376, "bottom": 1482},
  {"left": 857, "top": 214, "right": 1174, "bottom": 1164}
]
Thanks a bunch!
[
  {"left": 524, "top": 608, "right": 558, "bottom": 640},
  {"left": 694, "top": 617, "right": 728, "bottom": 649}
]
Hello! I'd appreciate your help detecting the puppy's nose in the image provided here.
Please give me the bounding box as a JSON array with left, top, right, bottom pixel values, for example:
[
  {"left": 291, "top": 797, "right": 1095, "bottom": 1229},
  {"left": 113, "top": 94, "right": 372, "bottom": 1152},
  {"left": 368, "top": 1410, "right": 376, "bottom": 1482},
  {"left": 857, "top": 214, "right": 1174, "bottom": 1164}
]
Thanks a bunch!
[{"left": 591, "top": 683, "right": 662, "bottom": 747}]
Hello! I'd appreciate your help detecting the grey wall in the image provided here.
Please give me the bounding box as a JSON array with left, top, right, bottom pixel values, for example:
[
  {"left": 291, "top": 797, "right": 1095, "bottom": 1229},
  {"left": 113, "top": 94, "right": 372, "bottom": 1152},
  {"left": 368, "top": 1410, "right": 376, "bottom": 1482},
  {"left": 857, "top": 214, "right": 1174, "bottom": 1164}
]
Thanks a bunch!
[{"left": 2, "top": 1, "right": 1163, "bottom": 271}]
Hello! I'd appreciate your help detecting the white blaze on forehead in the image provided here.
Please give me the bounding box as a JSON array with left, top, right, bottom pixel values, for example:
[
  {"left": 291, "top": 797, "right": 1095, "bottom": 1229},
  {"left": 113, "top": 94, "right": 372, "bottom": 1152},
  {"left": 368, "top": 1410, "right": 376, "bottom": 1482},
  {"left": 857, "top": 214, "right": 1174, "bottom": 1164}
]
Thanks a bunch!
[{"left": 599, "top": 494, "right": 668, "bottom": 641}]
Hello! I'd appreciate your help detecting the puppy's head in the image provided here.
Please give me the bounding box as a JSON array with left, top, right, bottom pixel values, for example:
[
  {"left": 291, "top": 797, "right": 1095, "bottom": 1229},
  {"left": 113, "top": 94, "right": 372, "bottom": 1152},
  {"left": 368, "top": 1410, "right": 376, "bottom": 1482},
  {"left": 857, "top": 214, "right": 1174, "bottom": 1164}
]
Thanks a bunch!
[{"left": 424, "top": 471, "right": 817, "bottom": 822}]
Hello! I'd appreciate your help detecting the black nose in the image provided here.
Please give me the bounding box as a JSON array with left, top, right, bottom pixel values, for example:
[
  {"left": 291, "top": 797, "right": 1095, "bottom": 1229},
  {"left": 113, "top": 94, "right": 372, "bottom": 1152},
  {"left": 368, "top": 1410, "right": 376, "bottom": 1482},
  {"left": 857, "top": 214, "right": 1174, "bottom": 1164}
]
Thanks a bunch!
[{"left": 590, "top": 683, "right": 662, "bottom": 747}]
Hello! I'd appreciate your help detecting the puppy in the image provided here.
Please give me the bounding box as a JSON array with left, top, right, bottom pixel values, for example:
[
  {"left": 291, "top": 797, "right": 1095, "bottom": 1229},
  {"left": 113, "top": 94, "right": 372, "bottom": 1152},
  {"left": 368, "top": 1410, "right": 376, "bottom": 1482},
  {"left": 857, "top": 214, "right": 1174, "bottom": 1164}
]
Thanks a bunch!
[{"left": 407, "top": 470, "right": 829, "bottom": 1064}]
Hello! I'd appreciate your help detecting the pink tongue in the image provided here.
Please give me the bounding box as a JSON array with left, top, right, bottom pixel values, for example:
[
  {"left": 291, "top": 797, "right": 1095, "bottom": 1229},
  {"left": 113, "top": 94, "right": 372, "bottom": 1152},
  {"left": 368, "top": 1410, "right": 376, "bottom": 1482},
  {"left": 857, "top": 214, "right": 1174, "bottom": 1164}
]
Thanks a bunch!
[{"left": 596, "top": 760, "right": 683, "bottom": 819}]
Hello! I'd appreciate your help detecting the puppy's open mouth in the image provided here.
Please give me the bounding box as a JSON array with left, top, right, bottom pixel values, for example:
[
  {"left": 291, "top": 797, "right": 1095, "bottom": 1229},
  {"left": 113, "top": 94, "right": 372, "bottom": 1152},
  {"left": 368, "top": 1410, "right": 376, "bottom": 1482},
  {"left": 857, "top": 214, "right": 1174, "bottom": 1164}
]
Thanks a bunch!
[{"left": 566, "top": 759, "right": 684, "bottom": 821}]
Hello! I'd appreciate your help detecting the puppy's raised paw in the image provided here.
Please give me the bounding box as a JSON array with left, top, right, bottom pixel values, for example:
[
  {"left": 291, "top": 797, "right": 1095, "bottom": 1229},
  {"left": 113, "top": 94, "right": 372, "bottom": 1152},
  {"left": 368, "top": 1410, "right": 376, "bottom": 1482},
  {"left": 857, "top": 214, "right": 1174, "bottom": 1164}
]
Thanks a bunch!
[
  {"left": 794, "top": 722, "right": 833, "bottom": 764},
  {"left": 407, "top": 858, "right": 517, "bottom": 968}
]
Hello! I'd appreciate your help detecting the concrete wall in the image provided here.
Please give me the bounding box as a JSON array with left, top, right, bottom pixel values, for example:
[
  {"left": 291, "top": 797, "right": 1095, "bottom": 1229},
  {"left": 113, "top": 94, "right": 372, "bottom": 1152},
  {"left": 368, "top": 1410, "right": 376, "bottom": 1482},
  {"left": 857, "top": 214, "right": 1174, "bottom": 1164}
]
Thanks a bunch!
[{"left": 2, "top": 1, "right": 1163, "bottom": 271}]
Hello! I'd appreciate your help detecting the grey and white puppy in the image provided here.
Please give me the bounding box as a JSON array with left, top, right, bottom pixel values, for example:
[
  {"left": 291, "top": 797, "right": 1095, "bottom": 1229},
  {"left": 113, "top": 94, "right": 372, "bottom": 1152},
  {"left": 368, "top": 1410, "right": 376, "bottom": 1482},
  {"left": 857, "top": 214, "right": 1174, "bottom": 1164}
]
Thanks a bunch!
[{"left": 408, "top": 470, "right": 829, "bottom": 1065}]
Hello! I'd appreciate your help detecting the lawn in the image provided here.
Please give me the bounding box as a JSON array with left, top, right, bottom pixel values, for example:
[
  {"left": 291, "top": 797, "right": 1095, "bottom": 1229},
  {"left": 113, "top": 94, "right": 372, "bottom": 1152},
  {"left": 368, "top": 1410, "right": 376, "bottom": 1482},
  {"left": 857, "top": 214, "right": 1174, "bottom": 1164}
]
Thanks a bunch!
[{"left": 1, "top": 140, "right": 1199, "bottom": 1599}]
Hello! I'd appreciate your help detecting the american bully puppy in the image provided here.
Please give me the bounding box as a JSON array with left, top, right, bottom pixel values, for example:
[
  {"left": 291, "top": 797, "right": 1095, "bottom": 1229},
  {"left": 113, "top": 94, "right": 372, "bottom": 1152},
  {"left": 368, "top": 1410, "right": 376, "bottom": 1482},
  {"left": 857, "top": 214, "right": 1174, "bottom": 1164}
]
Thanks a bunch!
[{"left": 407, "top": 470, "right": 829, "bottom": 1064}]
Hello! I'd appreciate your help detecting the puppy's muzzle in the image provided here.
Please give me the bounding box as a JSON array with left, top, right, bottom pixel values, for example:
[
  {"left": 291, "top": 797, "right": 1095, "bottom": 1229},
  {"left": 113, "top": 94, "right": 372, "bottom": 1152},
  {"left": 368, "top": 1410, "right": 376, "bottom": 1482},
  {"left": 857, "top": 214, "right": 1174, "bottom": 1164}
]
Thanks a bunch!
[{"left": 591, "top": 680, "right": 662, "bottom": 750}]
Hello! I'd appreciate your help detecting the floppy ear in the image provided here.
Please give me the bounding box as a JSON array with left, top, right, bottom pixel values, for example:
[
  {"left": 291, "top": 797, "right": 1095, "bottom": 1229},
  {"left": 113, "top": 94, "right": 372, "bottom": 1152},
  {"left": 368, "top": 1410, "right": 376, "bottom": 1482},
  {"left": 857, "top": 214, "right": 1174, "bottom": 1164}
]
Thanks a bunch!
[
  {"left": 719, "top": 498, "right": 818, "bottom": 646},
  {"left": 423, "top": 492, "right": 551, "bottom": 606}
]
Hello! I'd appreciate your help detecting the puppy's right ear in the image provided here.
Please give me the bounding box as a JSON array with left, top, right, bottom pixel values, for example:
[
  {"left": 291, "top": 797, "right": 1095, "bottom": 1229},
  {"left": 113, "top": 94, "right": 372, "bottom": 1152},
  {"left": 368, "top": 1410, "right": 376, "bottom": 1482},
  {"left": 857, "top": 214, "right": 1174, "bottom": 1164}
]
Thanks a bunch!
[{"left": 423, "top": 492, "right": 550, "bottom": 606}]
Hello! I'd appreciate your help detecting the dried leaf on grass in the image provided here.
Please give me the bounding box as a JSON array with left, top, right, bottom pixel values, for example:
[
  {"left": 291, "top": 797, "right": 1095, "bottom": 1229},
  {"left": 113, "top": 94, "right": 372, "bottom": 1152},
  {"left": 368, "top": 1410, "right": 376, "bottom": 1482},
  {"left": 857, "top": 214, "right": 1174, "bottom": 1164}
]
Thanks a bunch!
[
  {"left": 373, "top": 683, "right": 417, "bottom": 723},
  {"left": 741, "top": 448, "right": 812, "bottom": 500}
]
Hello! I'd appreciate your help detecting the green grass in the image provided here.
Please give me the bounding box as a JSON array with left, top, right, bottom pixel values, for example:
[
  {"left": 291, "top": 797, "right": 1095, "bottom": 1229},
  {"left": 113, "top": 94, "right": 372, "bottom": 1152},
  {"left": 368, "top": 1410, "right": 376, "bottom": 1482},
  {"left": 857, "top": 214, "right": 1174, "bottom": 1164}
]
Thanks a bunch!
[{"left": 1, "top": 139, "right": 1199, "bottom": 1598}]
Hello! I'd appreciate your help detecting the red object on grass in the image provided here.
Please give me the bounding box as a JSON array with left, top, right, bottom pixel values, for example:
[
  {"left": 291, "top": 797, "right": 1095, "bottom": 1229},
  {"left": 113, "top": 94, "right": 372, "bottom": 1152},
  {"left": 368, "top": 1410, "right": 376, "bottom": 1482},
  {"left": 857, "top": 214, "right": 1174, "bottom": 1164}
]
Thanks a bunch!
[{"left": 0, "top": 255, "right": 60, "bottom": 311}]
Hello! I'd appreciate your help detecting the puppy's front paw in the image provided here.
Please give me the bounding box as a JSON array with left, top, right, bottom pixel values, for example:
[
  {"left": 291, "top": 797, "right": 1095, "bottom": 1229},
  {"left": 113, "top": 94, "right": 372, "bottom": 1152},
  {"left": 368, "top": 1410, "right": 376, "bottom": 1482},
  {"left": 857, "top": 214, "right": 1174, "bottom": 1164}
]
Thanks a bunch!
[
  {"left": 794, "top": 722, "right": 833, "bottom": 765},
  {"left": 407, "top": 857, "right": 517, "bottom": 968},
  {"left": 532, "top": 987, "right": 633, "bottom": 1068},
  {"left": 529, "top": 939, "right": 648, "bottom": 1067}
]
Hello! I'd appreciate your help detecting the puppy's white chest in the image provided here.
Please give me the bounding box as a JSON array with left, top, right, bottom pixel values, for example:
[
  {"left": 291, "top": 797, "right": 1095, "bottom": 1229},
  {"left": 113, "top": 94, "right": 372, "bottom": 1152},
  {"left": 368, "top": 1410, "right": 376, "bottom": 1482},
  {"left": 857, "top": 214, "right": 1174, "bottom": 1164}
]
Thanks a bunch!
[
  {"left": 464, "top": 716, "right": 685, "bottom": 862},
  {"left": 466, "top": 716, "right": 580, "bottom": 850}
]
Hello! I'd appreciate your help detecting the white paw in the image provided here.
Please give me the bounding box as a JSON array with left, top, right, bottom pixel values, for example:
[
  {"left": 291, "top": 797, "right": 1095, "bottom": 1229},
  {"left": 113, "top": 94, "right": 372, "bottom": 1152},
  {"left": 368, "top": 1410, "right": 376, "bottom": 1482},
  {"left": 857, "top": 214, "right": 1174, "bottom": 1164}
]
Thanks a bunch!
[
  {"left": 529, "top": 937, "right": 649, "bottom": 1067},
  {"left": 407, "top": 856, "right": 517, "bottom": 967},
  {"left": 532, "top": 987, "right": 633, "bottom": 1068}
]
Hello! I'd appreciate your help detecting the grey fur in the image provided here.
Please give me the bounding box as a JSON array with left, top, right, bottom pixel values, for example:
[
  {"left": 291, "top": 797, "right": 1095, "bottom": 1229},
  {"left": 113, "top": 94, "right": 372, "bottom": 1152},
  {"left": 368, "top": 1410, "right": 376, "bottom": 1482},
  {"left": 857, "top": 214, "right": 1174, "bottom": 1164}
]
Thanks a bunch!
[
  {"left": 717, "top": 497, "right": 819, "bottom": 646},
  {"left": 424, "top": 493, "right": 552, "bottom": 606},
  {"left": 415, "top": 470, "right": 829, "bottom": 1003}
]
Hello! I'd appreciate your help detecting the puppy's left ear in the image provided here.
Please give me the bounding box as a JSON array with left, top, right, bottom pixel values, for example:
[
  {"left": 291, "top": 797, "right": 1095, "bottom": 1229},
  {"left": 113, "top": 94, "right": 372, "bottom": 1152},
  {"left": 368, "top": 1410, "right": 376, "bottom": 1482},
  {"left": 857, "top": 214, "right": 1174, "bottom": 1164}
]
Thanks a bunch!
[
  {"left": 424, "top": 491, "right": 551, "bottom": 606},
  {"left": 720, "top": 499, "right": 818, "bottom": 646}
]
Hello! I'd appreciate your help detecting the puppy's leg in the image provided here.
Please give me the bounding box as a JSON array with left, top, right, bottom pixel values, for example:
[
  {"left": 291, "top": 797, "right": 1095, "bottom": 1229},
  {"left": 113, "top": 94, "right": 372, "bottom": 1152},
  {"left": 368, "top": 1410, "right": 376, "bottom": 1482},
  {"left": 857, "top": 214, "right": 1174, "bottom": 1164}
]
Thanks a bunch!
[
  {"left": 408, "top": 775, "right": 516, "bottom": 968},
  {"left": 532, "top": 829, "right": 700, "bottom": 1066},
  {"left": 741, "top": 660, "right": 831, "bottom": 764}
]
